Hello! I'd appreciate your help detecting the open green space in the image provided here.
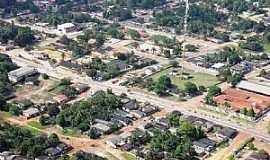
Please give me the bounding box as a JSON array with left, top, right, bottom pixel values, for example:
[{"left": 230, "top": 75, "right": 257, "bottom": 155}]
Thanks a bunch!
[
  {"left": 121, "top": 153, "right": 136, "bottom": 160},
  {"left": 0, "top": 111, "right": 12, "bottom": 119},
  {"left": 149, "top": 68, "right": 220, "bottom": 90},
  {"left": 27, "top": 121, "right": 48, "bottom": 130},
  {"left": 62, "top": 127, "right": 80, "bottom": 137}
]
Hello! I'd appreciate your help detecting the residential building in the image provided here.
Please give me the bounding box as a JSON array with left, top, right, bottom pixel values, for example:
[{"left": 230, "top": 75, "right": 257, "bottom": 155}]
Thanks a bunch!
[{"left": 22, "top": 107, "right": 40, "bottom": 119}]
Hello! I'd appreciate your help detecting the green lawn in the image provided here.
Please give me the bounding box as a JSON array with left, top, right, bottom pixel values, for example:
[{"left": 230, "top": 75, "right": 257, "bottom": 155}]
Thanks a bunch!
[
  {"left": 0, "top": 111, "right": 12, "bottom": 119},
  {"left": 27, "top": 121, "right": 48, "bottom": 130},
  {"left": 121, "top": 153, "right": 136, "bottom": 160},
  {"left": 264, "top": 43, "right": 270, "bottom": 55},
  {"left": 150, "top": 68, "right": 220, "bottom": 90},
  {"left": 23, "top": 126, "right": 42, "bottom": 135},
  {"left": 62, "top": 128, "right": 80, "bottom": 137}
]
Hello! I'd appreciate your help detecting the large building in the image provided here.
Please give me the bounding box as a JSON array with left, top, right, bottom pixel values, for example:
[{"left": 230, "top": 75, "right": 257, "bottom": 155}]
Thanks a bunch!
[
  {"left": 57, "top": 23, "right": 76, "bottom": 34},
  {"left": 8, "top": 66, "right": 38, "bottom": 83},
  {"left": 236, "top": 81, "right": 270, "bottom": 96},
  {"left": 213, "top": 88, "right": 270, "bottom": 117}
]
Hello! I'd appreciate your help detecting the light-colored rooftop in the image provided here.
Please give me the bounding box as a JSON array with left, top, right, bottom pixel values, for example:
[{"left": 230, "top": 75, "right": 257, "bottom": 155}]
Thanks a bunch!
[{"left": 236, "top": 81, "right": 270, "bottom": 96}]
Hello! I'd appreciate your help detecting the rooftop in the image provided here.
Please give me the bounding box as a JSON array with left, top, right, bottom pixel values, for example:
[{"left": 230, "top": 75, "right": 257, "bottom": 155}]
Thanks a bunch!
[
  {"left": 213, "top": 88, "right": 270, "bottom": 114},
  {"left": 236, "top": 81, "right": 270, "bottom": 96}
]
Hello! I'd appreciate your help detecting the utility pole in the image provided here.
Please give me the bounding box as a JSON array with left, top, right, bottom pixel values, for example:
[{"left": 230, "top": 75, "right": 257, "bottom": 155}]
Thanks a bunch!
[{"left": 179, "top": 0, "right": 189, "bottom": 76}]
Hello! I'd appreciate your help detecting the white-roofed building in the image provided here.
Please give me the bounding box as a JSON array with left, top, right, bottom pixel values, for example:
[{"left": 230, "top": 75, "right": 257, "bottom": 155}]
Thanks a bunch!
[
  {"left": 236, "top": 81, "right": 270, "bottom": 96},
  {"left": 8, "top": 66, "right": 38, "bottom": 83},
  {"left": 57, "top": 23, "right": 76, "bottom": 34},
  {"left": 211, "top": 63, "right": 225, "bottom": 70}
]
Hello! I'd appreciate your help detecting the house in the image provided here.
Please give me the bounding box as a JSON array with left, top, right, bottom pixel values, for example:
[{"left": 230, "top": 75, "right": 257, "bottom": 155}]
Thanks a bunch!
[
  {"left": 216, "top": 127, "right": 237, "bottom": 140},
  {"left": 57, "top": 23, "right": 76, "bottom": 34},
  {"left": 193, "top": 138, "right": 216, "bottom": 154},
  {"left": 35, "top": 156, "right": 50, "bottom": 160},
  {"left": 22, "top": 107, "right": 40, "bottom": 119},
  {"left": 25, "top": 76, "right": 39, "bottom": 85},
  {"left": 123, "top": 100, "right": 139, "bottom": 112},
  {"left": 211, "top": 63, "right": 225, "bottom": 70},
  {"left": 32, "top": 52, "right": 49, "bottom": 60},
  {"left": 112, "top": 115, "right": 133, "bottom": 126},
  {"left": 56, "top": 143, "right": 72, "bottom": 154},
  {"left": 14, "top": 99, "right": 33, "bottom": 110},
  {"left": 129, "top": 110, "right": 145, "bottom": 118},
  {"left": 45, "top": 147, "right": 62, "bottom": 157},
  {"left": 141, "top": 104, "right": 159, "bottom": 116},
  {"left": 8, "top": 66, "right": 38, "bottom": 83},
  {"left": 230, "top": 62, "right": 252, "bottom": 76},
  {"left": 246, "top": 151, "right": 269, "bottom": 160},
  {"left": 70, "top": 83, "right": 89, "bottom": 93},
  {"left": 106, "top": 137, "right": 123, "bottom": 148},
  {"left": 92, "top": 123, "right": 111, "bottom": 134},
  {"left": 53, "top": 94, "right": 69, "bottom": 103},
  {"left": 59, "top": 60, "right": 82, "bottom": 71},
  {"left": 116, "top": 63, "right": 132, "bottom": 73}
]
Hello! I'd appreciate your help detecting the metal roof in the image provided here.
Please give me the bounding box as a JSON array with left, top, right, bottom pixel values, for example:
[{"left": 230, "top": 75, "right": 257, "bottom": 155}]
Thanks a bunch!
[{"left": 236, "top": 81, "right": 270, "bottom": 96}]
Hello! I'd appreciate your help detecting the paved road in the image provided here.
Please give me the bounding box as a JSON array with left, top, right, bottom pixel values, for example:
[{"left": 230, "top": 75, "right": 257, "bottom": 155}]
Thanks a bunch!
[{"left": 6, "top": 54, "right": 270, "bottom": 144}]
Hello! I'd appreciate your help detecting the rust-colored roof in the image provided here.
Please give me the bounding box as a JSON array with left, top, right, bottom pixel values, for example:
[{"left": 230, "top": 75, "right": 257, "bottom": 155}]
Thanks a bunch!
[{"left": 213, "top": 88, "right": 270, "bottom": 114}]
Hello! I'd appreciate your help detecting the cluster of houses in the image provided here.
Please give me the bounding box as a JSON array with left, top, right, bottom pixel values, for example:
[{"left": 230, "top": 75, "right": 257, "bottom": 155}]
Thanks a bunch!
[
  {"left": 0, "top": 143, "right": 72, "bottom": 160},
  {"left": 92, "top": 98, "right": 159, "bottom": 136},
  {"left": 106, "top": 111, "right": 238, "bottom": 160},
  {"left": 188, "top": 54, "right": 270, "bottom": 77}
]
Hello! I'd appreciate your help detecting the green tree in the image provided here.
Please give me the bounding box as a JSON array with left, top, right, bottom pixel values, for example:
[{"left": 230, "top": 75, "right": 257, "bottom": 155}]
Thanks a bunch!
[
  {"left": 47, "top": 106, "right": 60, "bottom": 117},
  {"left": 205, "top": 85, "right": 221, "bottom": 104},
  {"left": 9, "top": 105, "right": 20, "bottom": 116},
  {"left": 48, "top": 133, "right": 60, "bottom": 147},
  {"left": 88, "top": 128, "right": 100, "bottom": 139},
  {"left": 184, "top": 82, "right": 198, "bottom": 95}
]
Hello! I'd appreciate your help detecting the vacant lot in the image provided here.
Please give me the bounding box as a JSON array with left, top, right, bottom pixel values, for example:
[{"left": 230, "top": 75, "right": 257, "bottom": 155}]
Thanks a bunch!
[{"left": 150, "top": 67, "right": 220, "bottom": 90}]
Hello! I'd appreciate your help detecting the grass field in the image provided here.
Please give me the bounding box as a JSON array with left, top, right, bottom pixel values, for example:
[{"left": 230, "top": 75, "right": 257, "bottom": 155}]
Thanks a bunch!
[
  {"left": 27, "top": 121, "right": 48, "bottom": 130},
  {"left": 62, "top": 128, "right": 80, "bottom": 137},
  {"left": 121, "top": 153, "right": 136, "bottom": 160},
  {"left": 34, "top": 47, "right": 72, "bottom": 62},
  {"left": 0, "top": 111, "right": 12, "bottom": 119},
  {"left": 150, "top": 68, "right": 220, "bottom": 90}
]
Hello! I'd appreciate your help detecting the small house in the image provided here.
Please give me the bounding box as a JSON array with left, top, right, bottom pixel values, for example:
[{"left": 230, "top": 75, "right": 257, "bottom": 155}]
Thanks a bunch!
[
  {"left": 53, "top": 95, "right": 69, "bottom": 103},
  {"left": 22, "top": 107, "right": 40, "bottom": 119}
]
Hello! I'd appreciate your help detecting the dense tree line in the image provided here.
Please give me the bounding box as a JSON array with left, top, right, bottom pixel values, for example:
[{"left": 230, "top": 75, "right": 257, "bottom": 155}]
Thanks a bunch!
[
  {"left": 0, "top": 21, "right": 35, "bottom": 47},
  {"left": 0, "top": 0, "right": 39, "bottom": 17},
  {"left": 0, "top": 122, "right": 61, "bottom": 159},
  {"left": 0, "top": 54, "right": 17, "bottom": 111}
]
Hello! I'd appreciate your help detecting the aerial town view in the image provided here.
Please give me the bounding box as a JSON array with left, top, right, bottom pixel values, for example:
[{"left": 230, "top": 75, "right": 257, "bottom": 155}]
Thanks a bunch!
[{"left": 0, "top": 0, "right": 270, "bottom": 160}]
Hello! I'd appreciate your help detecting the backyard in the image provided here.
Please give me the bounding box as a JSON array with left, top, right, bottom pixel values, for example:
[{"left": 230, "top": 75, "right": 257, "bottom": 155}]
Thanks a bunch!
[{"left": 149, "top": 67, "right": 220, "bottom": 90}]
